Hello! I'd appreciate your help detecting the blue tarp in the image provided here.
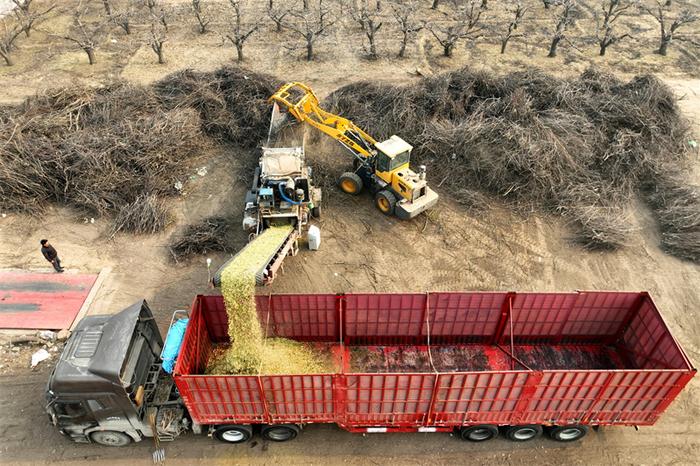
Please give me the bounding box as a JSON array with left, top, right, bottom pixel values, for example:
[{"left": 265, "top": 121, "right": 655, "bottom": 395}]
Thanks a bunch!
[{"left": 161, "top": 318, "right": 189, "bottom": 374}]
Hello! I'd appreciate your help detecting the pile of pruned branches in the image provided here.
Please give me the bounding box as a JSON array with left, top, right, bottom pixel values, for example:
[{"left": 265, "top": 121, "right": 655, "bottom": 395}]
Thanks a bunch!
[
  {"left": 324, "top": 67, "right": 699, "bottom": 260},
  {"left": 154, "top": 66, "right": 281, "bottom": 147},
  {"left": 0, "top": 83, "right": 204, "bottom": 234},
  {"left": 168, "top": 216, "right": 236, "bottom": 262},
  {"left": 0, "top": 66, "right": 280, "bottom": 236}
]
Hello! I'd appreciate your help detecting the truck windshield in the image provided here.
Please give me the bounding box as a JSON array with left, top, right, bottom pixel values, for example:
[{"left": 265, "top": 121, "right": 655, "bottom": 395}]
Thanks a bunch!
[{"left": 390, "top": 150, "right": 410, "bottom": 171}]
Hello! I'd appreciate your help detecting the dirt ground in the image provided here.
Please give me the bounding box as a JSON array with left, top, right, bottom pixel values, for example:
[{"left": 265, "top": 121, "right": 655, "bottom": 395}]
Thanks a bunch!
[{"left": 1, "top": 1, "right": 700, "bottom": 465}]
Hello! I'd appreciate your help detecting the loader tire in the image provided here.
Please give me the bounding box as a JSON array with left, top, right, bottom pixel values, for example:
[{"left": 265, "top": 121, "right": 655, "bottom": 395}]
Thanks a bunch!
[
  {"left": 375, "top": 190, "right": 397, "bottom": 216},
  {"left": 339, "top": 172, "right": 363, "bottom": 195}
]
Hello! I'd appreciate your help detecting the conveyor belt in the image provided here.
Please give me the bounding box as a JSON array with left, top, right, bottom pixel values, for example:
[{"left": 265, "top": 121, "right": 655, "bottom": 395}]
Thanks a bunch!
[{"left": 212, "top": 225, "right": 296, "bottom": 287}]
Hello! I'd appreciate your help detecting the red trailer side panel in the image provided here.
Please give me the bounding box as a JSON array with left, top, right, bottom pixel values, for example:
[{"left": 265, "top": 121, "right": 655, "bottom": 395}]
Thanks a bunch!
[{"left": 173, "top": 291, "right": 695, "bottom": 429}]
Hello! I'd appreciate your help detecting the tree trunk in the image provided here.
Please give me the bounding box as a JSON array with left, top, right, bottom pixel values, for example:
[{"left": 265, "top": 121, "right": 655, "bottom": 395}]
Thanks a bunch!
[
  {"left": 481, "top": 0, "right": 488, "bottom": 9},
  {"left": 157, "top": 48, "right": 164, "bottom": 64},
  {"left": 548, "top": 37, "right": 560, "bottom": 57},
  {"left": 658, "top": 37, "right": 669, "bottom": 56},
  {"left": 398, "top": 34, "right": 408, "bottom": 58},
  {"left": 432, "top": 0, "right": 439, "bottom": 9},
  {"left": 368, "top": 37, "right": 377, "bottom": 59},
  {"left": 122, "top": 22, "right": 131, "bottom": 35},
  {"left": 85, "top": 48, "right": 96, "bottom": 65},
  {"left": 1, "top": 51, "right": 13, "bottom": 66},
  {"left": 275, "top": 20, "right": 283, "bottom": 32},
  {"left": 303, "top": 0, "right": 308, "bottom": 10},
  {"left": 236, "top": 43, "right": 244, "bottom": 61},
  {"left": 599, "top": 42, "right": 608, "bottom": 56},
  {"left": 443, "top": 43, "right": 453, "bottom": 57},
  {"left": 500, "top": 37, "right": 509, "bottom": 54},
  {"left": 306, "top": 41, "right": 313, "bottom": 61}
]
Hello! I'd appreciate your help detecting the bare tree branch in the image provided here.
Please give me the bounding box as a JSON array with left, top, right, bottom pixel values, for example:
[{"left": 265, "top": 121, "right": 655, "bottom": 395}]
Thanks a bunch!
[
  {"left": 268, "top": 0, "right": 292, "bottom": 33},
  {"left": 192, "top": 0, "right": 211, "bottom": 34},
  {"left": 596, "top": 0, "right": 634, "bottom": 56},
  {"left": 428, "top": 0, "right": 484, "bottom": 57},
  {"left": 500, "top": 1, "right": 528, "bottom": 54},
  {"left": 392, "top": 0, "right": 423, "bottom": 58},
  {"left": 54, "top": 2, "right": 107, "bottom": 65},
  {"left": 547, "top": 0, "right": 577, "bottom": 58},
  {"left": 223, "top": 0, "right": 264, "bottom": 62},
  {"left": 644, "top": 0, "right": 698, "bottom": 56},
  {"left": 149, "top": 15, "right": 166, "bottom": 64},
  {"left": 285, "top": 1, "right": 336, "bottom": 61},
  {"left": 0, "top": 15, "right": 26, "bottom": 66},
  {"left": 351, "top": 1, "right": 383, "bottom": 59}
]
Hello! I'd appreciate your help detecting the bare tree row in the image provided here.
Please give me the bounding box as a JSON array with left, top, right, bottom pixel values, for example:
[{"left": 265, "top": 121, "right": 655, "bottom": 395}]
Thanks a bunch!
[{"left": 1, "top": 0, "right": 697, "bottom": 68}]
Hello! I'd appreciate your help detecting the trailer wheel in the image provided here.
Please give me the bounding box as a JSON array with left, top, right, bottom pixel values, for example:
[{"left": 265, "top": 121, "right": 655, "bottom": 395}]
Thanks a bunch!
[
  {"left": 375, "top": 190, "right": 397, "bottom": 216},
  {"left": 505, "top": 425, "right": 543, "bottom": 442},
  {"left": 90, "top": 431, "right": 132, "bottom": 447},
  {"left": 548, "top": 425, "right": 588, "bottom": 442},
  {"left": 261, "top": 424, "right": 300, "bottom": 442},
  {"left": 459, "top": 425, "right": 499, "bottom": 442},
  {"left": 339, "top": 172, "right": 363, "bottom": 195},
  {"left": 311, "top": 204, "right": 321, "bottom": 219},
  {"left": 214, "top": 425, "right": 253, "bottom": 444}
]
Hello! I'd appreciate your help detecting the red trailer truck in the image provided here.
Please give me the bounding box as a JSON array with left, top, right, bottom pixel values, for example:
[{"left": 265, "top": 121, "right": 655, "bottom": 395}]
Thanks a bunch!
[{"left": 47, "top": 291, "right": 695, "bottom": 446}]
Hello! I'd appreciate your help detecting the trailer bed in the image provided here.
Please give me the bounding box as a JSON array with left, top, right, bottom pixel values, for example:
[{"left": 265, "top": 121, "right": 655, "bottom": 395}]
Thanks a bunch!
[{"left": 174, "top": 291, "right": 695, "bottom": 430}]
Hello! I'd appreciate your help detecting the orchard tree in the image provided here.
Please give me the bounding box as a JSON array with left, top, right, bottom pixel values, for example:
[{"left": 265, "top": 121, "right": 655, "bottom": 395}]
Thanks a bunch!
[
  {"left": 192, "top": 0, "right": 211, "bottom": 34},
  {"left": 351, "top": 1, "right": 383, "bottom": 59},
  {"left": 223, "top": 0, "right": 264, "bottom": 62},
  {"left": 11, "top": 0, "right": 55, "bottom": 38},
  {"left": 149, "top": 16, "right": 166, "bottom": 64},
  {"left": 57, "top": 3, "right": 107, "bottom": 65},
  {"left": 268, "top": 0, "right": 292, "bottom": 32},
  {"left": 644, "top": 1, "right": 698, "bottom": 56},
  {"left": 596, "top": 0, "right": 632, "bottom": 56},
  {"left": 500, "top": 1, "right": 528, "bottom": 54},
  {"left": 112, "top": 1, "right": 138, "bottom": 35},
  {"left": 392, "top": 0, "right": 423, "bottom": 58},
  {"left": 0, "top": 15, "right": 26, "bottom": 66},
  {"left": 547, "top": 0, "right": 577, "bottom": 58},
  {"left": 286, "top": 1, "right": 336, "bottom": 61},
  {"left": 428, "top": 0, "right": 484, "bottom": 57}
]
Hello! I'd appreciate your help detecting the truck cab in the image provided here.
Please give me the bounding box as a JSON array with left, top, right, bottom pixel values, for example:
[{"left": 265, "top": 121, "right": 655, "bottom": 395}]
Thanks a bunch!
[{"left": 45, "top": 301, "right": 186, "bottom": 446}]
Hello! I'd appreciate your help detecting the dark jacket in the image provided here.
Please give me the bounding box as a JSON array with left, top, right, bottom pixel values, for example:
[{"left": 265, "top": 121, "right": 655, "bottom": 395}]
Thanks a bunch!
[{"left": 41, "top": 245, "right": 58, "bottom": 262}]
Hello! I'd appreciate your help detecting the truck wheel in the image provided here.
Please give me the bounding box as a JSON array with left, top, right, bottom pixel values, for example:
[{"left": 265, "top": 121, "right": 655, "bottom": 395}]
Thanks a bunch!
[
  {"left": 214, "top": 425, "right": 253, "bottom": 444},
  {"left": 459, "top": 425, "right": 499, "bottom": 442},
  {"left": 261, "top": 424, "right": 300, "bottom": 442},
  {"left": 547, "top": 425, "right": 588, "bottom": 442},
  {"left": 312, "top": 205, "right": 321, "bottom": 218},
  {"left": 339, "top": 172, "right": 363, "bottom": 195},
  {"left": 375, "top": 190, "right": 397, "bottom": 216},
  {"left": 505, "top": 425, "right": 542, "bottom": 442},
  {"left": 90, "top": 431, "right": 132, "bottom": 447}
]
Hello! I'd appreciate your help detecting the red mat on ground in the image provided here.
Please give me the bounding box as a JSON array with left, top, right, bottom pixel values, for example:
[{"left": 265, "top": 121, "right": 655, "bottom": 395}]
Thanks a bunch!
[{"left": 0, "top": 271, "right": 98, "bottom": 330}]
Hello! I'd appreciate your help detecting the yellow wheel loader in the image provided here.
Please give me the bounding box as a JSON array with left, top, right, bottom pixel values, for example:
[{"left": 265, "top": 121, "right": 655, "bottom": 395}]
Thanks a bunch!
[{"left": 270, "top": 82, "right": 438, "bottom": 219}]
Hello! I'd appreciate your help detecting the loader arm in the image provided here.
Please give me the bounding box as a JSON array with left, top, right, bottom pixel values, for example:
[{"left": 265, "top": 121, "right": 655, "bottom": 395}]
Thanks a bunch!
[{"left": 269, "top": 82, "right": 377, "bottom": 162}]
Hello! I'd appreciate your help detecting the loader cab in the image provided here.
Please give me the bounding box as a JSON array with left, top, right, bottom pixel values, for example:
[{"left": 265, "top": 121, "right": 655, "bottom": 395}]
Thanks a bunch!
[
  {"left": 46, "top": 300, "right": 166, "bottom": 445},
  {"left": 374, "top": 136, "right": 412, "bottom": 177}
]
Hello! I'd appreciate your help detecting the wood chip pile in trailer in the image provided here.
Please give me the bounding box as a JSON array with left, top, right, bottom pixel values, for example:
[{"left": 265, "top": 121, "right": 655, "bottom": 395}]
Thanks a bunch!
[{"left": 173, "top": 291, "right": 695, "bottom": 432}]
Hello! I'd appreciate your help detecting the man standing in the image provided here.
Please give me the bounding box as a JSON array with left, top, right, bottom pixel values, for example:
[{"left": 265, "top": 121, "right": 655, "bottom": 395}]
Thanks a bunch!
[{"left": 40, "top": 239, "right": 64, "bottom": 273}]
